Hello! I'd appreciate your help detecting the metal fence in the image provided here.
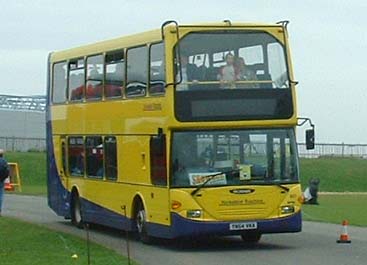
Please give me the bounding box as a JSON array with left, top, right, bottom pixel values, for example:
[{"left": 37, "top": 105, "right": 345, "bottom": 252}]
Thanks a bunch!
[
  {"left": 0, "top": 137, "right": 46, "bottom": 152},
  {"left": 0, "top": 94, "right": 46, "bottom": 112},
  {"left": 298, "top": 143, "right": 367, "bottom": 158},
  {"left": 0, "top": 137, "right": 366, "bottom": 158}
]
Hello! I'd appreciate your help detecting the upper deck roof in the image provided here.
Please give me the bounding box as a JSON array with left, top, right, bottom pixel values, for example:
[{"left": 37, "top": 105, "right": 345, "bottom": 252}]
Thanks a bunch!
[{"left": 50, "top": 21, "right": 284, "bottom": 62}]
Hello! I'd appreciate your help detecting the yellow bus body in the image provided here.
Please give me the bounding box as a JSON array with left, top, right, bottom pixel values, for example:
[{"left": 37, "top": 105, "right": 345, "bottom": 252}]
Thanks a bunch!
[{"left": 47, "top": 21, "right": 302, "bottom": 240}]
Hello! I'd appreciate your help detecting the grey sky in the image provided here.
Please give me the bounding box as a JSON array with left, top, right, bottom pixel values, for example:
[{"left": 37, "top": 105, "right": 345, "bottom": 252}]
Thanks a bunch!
[{"left": 1, "top": 0, "right": 366, "bottom": 143}]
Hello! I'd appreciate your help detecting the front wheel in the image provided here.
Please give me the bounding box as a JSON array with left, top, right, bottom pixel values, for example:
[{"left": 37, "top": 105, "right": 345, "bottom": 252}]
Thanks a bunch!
[
  {"left": 71, "top": 194, "right": 84, "bottom": 229},
  {"left": 135, "top": 204, "right": 152, "bottom": 244},
  {"left": 241, "top": 231, "right": 262, "bottom": 243}
]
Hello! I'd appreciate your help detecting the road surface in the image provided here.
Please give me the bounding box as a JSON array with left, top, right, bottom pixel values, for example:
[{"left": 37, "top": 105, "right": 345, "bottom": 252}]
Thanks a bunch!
[{"left": 3, "top": 194, "right": 367, "bottom": 265}]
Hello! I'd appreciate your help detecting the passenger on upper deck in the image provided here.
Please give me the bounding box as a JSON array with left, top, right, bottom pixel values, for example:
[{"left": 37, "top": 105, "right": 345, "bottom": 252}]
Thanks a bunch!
[
  {"left": 218, "top": 53, "right": 238, "bottom": 89},
  {"left": 235, "top": 57, "right": 259, "bottom": 89},
  {"left": 177, "top": 54, "right": 199, "bottom": 91}
]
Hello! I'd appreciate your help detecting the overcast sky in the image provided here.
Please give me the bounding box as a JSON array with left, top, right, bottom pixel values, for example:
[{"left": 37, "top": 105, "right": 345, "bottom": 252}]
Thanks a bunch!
[{"left": 1, "top": 0, "right": 366, "bottom": 144}]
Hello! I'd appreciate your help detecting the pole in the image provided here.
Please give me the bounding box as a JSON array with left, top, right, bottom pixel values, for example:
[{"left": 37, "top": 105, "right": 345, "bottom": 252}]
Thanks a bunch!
[
  {"left": 85, "top": 223, "right": 91, "bottom": 265},
  {"left": 121, "top": 206, "right": 131, "bottom": 265}
]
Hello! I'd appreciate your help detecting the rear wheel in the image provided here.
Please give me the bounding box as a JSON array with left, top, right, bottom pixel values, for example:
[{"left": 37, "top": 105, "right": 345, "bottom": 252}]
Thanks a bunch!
[
  {"left": 71, "top": 193, "right": 84, "bottom": 229},
  {"left": 135, "top": 203, "right": 152, "bottom": 244},
  {"left": 241, "top": 231, "right": 262, "bottom": 243}
]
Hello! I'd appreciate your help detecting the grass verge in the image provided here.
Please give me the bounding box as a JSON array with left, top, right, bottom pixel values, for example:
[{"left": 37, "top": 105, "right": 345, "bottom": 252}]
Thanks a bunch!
[
  {"left": 302, "top": 194, "right": 367, "bottom": 226},
  {"left": 5, "top": 152, "right": 46, "bottom": 195},
  {"left": 0, "top": 216, "right": 137, "bottom": 265},
  {"left": 300, "top": 157, "right": 367, "bottom": 192}
]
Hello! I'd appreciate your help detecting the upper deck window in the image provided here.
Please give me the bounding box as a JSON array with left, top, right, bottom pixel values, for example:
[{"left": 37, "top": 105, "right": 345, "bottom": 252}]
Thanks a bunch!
[
  {"left": 69, "top": 59, "right": 85, "bottom": 101},
  {"left": 86, "top": 55, "right": 103, "bottom": 100},
  {"left": 52, "top": 62, "right": 67, "bottom": 104},
  {"left": 126, "top": 46, "right": 148, "bottom": 98},
  {"left": 149, "top": 42, "right": 166, "bottom": 95},
  {"left": 105, "top": 51, "right": 124, "bottom": 98},
  {"left": 175, "top": 31, "right": 289, "bottom": 90},
  {"left": 174, "top": 31, "right": 293, "bottom": 122}
]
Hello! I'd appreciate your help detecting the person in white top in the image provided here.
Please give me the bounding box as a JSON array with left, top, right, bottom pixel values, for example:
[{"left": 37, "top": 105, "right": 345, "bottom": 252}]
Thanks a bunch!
[{"left": 218, "top": 53, "right": 237, "bottom": 88}]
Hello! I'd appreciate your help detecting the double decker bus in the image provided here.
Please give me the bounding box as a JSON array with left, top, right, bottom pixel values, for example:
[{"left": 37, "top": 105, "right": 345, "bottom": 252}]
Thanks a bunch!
[{"left": 47, "top": 20, "right": 314, "bottom": 243}]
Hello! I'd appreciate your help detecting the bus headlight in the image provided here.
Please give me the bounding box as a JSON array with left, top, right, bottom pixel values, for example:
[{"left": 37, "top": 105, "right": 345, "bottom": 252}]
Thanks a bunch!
[
  {"left": 187, "top": 210, "right": 202, "bottom": 218},
  {"left": 281, "top": 205, "right": 295, "bottom": 214}
]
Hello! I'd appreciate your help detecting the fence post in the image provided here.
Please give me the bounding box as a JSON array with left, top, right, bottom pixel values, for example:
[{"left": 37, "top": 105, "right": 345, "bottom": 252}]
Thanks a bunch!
[{"left": 12, "top": 136, "right": 15, "bottom": 152}]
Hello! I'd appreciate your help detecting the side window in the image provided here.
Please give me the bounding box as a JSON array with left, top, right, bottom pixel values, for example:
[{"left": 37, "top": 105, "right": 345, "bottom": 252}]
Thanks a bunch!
[
  {"left": 212, "top": 51, "right": 235, "bottom": 67},
  {"left": 104, "top": 136, "right": 117, "bottom": 181},
  {"left": 149, "top": 43, "right": 165, "bottom": 95},
  {"left": 86, "top": 55, "right": 104, "bottom": 100},
  {"left": 268, "top": 43, "right": 289, "bottom": 88},
  {"left": 86, "top": 136, "right": 104, "bottom": 178},
  {"left": 105, "top": 51, "right": 124, "bottom": 98},
  {"left": 61, "top": 141, "right": 67, "bottom": 174},
  {"left": 238, "top": 45, "right": 264, "bottom": 66},
  {"left": 69, "top": 59, "right": 85, "bottom": 101},
  {"left": 238, "top": 45, "right": 270, "bottom": 88},
  {"left": 68, "top": 137, "right": 84, "bottom": 176},
  {"left": 52, "top": 62, "right": 67, "bottom": 104},
  {"left": 126, "top": 46, "right": 148, "bottom": 98},
  {"left": 150, "top": 135, "right": 167, "bottom": 186}
]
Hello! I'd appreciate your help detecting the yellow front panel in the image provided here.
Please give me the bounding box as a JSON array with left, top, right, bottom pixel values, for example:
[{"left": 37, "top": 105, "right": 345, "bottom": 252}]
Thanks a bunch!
[{"left": 170, "top": 184, "right": 302, "bottom": 222}]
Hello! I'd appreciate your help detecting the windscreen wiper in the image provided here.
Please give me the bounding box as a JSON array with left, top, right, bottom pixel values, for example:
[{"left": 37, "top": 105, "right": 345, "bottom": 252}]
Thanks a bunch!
[
  {"left": 191, "top": 169, "right": 239, "bottom": 196},
  {"left": 263, "top": 170, "right": 290, "bottom": 192},
  {"left": 276, "top": 184, "right": 290, "bottom": 192}
]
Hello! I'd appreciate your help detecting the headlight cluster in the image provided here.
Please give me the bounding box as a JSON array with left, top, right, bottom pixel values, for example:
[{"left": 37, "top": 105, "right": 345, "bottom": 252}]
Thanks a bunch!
[
  {"left": 186, "top": 209, "right": 202, "bottom": 218},
  {"left": 281, "top": 205, "right": 295, "bottom": 214}
]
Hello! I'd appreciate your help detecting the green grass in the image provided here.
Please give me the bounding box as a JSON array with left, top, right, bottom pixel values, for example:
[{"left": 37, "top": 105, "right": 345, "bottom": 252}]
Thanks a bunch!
[
  {"left": 300, "top": 157, "right": 367, "bottom": 192},
  {"left": 5, "top": 152, "right": 46, "bottom": 195},
  {"left": 302, "top": 194, "right": 367, "bottom": 226},
  {"left": 0, "top": 217, "right": 137, "bottom": 265},
  {"left": 3, "top": 153, "right": 367, "bottom": 195}
]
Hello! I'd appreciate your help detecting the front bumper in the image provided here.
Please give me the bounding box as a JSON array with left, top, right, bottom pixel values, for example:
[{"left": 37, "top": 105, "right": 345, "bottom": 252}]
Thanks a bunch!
[{"left": 167, "top": 211, "right": 302, "bottom": 238}]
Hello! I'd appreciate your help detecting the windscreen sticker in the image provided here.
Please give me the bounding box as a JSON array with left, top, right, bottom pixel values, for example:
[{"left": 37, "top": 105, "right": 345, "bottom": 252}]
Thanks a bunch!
[
  {"left": 189, "top": 172, "right": 227, "bottom": 186},
  {"left": 238, "top": 164, "right": 252, "bottom": 180}
]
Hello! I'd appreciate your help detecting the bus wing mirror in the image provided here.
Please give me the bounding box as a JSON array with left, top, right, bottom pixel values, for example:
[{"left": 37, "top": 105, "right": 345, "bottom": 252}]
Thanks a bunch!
[
  {"left": 298, "top": 117, "right": 315, "bottom": 150},
  {"left": 305, "top": 129, "right": 315, "bottom": 150},
  {"left": 150, "top": 134, "right": 166, "bottom": 156}
]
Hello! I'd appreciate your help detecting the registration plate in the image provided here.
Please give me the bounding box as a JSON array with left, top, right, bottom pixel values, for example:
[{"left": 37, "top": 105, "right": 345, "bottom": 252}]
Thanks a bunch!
[{"left": 229, "top": 222, "right": 257, "bottom": 231}]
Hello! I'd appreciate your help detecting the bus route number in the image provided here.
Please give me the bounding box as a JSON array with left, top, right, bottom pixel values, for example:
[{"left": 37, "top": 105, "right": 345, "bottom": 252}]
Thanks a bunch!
[{"left": 229, "top": 222, "right": 257, "bottom": 231}]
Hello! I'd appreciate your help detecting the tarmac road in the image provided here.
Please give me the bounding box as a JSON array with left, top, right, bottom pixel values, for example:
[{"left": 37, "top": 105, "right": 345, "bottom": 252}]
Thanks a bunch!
[{"left": 3, "top": 194, "right": 367, "bottom": 265}]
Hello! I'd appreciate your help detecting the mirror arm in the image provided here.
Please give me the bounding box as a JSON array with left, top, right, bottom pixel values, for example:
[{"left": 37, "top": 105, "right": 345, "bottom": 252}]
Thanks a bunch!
[
  {"left": 161, "top": 20, "right": 182, "bottom": 88},
  {"left": 297, "top": 117, "right": 315, "bottom": 129}
]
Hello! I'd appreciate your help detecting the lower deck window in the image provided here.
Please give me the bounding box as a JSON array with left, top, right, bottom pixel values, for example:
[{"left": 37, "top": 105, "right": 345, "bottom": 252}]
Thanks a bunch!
[
  {"left": 68, "top": 137, "right": 84, "bottom": 176},
  {"left": 104, "top": 136, "right": 117, "bottom": 180},
  {"left": 66, "top": 135, "right": 118, "bottom": 181},
  {"left": 86, "top": 136, "right": 104, "bottom": 178}
]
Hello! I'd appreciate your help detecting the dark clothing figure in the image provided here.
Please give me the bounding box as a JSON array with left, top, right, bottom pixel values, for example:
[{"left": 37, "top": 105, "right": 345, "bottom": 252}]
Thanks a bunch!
[
  {"left": 177, "top": 55, "right": 200, "bottom": 90},
  {"left": 0, "top": 149, "right": 9, "bottom": 216},
  {"left": 304, "top": 177, "right": 320, "bottom": 205}
]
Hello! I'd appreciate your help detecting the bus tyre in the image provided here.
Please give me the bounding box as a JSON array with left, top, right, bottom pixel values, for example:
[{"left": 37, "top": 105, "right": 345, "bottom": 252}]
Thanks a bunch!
[
  {"left": 241, "top": 231, "right": 262, "bottom": 243},
  {"left": 135, "top": 204, "right": 152, "bottom": 244},
  {"left": 71, "top": 194, "right": 84, "bottom": 229}
]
